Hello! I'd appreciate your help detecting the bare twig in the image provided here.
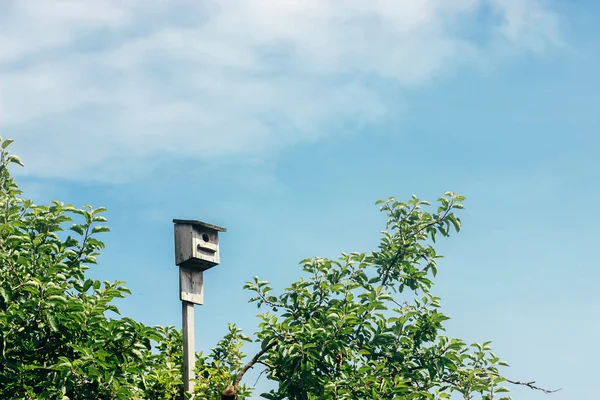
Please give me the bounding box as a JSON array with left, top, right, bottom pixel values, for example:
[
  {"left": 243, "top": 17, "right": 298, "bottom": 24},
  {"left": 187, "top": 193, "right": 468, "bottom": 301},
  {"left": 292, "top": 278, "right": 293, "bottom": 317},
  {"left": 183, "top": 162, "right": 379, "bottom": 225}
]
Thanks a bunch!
[
  {"left": 253, "top": 368, "right": 267, "bottom": 387},
  {"left": 505, "top": 378, "right": 561, "bottom": 394},
  {"left": 257, "top": 360, "right": 274, "bottom": 369}
]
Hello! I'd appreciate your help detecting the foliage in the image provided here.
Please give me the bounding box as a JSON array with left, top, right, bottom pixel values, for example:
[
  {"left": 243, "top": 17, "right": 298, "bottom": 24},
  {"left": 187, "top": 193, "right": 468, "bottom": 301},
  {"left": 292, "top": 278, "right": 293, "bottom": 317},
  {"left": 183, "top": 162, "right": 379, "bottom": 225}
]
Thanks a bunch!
[
  {"left": 0, "top": 138, "right": 551, "bottom": 399},
  {"left": 0, "top": 139, "right": 243, "bottom": 399},
  {"left": 194, "top": 325, "right": 253, "bottom": 400},
  {"left": 240, "top": 193, "right": 518, "bottom": 400}
]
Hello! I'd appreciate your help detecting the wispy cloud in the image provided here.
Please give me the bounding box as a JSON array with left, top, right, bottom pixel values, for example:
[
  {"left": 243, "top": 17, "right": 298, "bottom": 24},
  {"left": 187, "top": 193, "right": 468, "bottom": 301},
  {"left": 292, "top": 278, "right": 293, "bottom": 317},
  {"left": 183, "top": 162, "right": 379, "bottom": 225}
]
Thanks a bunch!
[{"left": 0, "top": 0, "right": 562, "bottom": 181}]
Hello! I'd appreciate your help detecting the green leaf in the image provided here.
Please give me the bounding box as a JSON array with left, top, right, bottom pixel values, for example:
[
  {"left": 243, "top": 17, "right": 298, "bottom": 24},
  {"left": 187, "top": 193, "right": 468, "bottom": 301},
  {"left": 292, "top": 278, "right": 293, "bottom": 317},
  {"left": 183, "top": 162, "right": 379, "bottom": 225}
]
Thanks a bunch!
[
  {"left": 47, "top": 314, "right": 59, "bottom": 332},
  {"left": 46, "top": 295, "right": 68, "bottom": 305},
  {"left": 448, "top": 214, "right": 461, "bottom": 232},
  {"left": 92, "top": 226, "right": 110, "bottom": 234},
  {"left": 131, "top": 349, "right": 144, "bottom": 360},
  {"left": 69, "top": 224, "right": 85, "bottom": 235},
  {"left": 83, "top": 279, "right": 94, "bottom": 292},
  {"left": 0, "top": 286, "right": 10, "bottom": 302},
  {"left": 2, "top": 139, "right": 14, "bottom": 149},
  {"left": 261, "top": 337, "right": 271, "bottom": 350},
  {"left": 7, "top": 155, "right": 24, "bottom": 166}
]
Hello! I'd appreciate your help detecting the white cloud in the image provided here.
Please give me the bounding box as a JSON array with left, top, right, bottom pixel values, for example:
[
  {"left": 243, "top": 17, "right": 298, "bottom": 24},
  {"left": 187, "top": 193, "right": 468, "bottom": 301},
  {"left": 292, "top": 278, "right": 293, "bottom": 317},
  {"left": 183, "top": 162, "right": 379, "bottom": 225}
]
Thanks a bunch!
[
  {"left": 490, "top": 0, "right": 563, "bottom": 50},
  {"left": 0, "top": 0, "right": 562, "bottom": 181}
]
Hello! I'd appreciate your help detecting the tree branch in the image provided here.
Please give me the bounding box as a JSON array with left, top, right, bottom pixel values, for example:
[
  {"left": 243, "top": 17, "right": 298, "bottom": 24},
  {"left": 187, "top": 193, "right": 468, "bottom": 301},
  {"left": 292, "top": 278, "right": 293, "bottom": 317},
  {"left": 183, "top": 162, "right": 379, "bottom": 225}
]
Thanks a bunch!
[
  {"left": 504, "top": 377, "right": 561, "bottom": 394},
  {"left": 257, "top": 360, "right": 274, "bottom": 369},
  {"left": 381, "top": 199, "right": 453, "bottom": 286},
  {"left": 222, "top": 340, "right": 278, "bottom": 399}
]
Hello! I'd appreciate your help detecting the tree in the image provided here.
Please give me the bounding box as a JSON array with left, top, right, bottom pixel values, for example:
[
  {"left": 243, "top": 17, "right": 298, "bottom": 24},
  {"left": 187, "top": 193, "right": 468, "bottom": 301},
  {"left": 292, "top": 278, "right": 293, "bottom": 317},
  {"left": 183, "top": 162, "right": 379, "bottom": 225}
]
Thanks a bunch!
[
  {"left": 223, "top": 194, "right": 557, "bottom": 400},
  {"left": 0, "top": 138, "right": 555, "bottom": 399},
  {"left": 0, "top": 139, "right": 244, "bottom": 399}
]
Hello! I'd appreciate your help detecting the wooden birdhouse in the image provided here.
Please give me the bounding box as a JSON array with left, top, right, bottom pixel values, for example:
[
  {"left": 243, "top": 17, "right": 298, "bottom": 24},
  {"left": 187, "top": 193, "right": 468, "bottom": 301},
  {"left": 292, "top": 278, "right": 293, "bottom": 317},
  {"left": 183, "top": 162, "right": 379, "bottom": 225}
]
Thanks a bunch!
[
  {"left": 173, "top": 219, "right": 226, "bottom": 271},
  {"left": 174, "top": 219, "right": 227, "bottom": 305}
]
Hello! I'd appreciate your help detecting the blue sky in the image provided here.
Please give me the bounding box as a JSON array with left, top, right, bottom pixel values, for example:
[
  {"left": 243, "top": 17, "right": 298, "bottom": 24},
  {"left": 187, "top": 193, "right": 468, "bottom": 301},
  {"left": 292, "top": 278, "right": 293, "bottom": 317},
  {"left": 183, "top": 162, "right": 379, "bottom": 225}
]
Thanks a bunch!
[{"left": 1, "top": 0, "right": 599, "bottom": 398}]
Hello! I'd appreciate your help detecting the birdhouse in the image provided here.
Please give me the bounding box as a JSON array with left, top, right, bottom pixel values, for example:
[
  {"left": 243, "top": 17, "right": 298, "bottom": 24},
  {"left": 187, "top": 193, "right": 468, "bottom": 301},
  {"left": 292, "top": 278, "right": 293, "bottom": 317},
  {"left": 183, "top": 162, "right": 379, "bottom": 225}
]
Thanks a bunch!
[{"left": 173, "top": 219, "right": 227, "bottom": 271}]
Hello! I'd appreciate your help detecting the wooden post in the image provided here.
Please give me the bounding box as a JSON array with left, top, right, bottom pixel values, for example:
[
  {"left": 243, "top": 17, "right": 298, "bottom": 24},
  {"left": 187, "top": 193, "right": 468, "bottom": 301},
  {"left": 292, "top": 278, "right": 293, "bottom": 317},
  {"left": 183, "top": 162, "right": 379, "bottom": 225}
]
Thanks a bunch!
[
  {"left": 174, "top": 219, "right": 226, "bottom": 399},
  {"left": 182, "top": 301, "right": 195, "bottom": 397}
]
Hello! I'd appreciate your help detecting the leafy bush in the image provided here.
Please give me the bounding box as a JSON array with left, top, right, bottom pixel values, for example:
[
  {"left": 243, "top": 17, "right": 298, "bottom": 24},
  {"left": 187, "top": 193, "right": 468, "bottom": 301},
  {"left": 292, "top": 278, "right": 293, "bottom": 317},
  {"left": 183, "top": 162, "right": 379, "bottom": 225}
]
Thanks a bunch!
[{"left": 0, "top": 139, "right": 245, "bottom": 399}]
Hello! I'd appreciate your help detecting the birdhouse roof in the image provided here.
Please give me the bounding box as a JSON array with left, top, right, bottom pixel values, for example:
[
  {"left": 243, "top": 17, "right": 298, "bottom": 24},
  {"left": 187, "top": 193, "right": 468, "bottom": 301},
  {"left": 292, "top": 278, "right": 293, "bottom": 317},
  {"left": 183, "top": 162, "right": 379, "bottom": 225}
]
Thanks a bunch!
[{"left": 172, "top": 219, "right": 227, "bottom": 232}]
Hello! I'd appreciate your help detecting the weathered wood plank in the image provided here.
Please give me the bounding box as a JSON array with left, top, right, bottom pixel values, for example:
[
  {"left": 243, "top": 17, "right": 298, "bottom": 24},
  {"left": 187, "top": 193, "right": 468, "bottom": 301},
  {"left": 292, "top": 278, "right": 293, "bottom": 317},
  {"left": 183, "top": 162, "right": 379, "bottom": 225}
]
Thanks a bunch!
[
  {"left": 180, "top": 266, "right": 204, "bottom": 305},
  {"left": 182, "top": 301, "right": 195, "bottom": 397}
]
